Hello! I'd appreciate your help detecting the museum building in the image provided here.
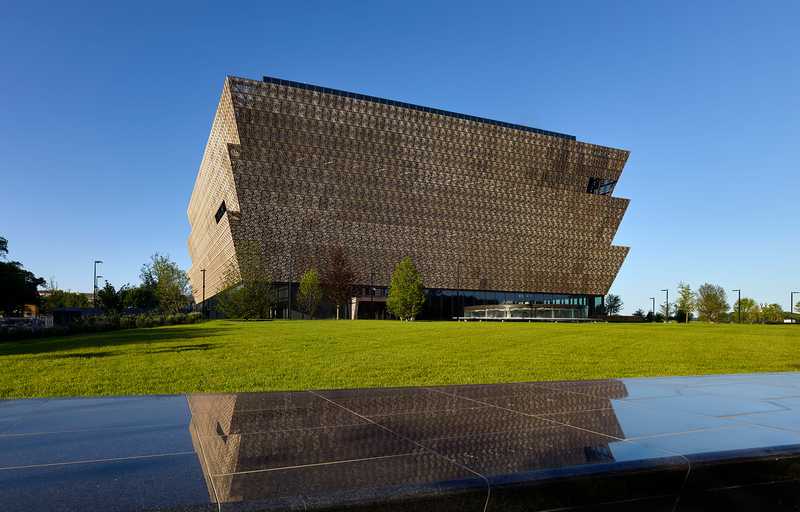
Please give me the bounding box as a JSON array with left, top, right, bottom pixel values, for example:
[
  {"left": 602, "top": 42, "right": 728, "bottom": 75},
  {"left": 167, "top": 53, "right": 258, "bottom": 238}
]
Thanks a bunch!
[{"left": 187, "top": 75, "right": 631, "bottom": 320}]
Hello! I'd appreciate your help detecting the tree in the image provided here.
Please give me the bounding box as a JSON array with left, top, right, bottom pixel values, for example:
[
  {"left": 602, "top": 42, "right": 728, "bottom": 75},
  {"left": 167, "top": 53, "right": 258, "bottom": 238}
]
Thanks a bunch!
[
  {"left": 297, "top": 268, "right": 322, "bottom": 319},
  {"left": 696, "top": 283, "right": 729, "bottom": 322},
  {"left": 97, "top": 282, "right": 124, "bottom": 314},
  {"left": 605, "top": 294, "right": 623, "bottom": 315},
  {"left": 121, "top": 284, "right": 158, "bottom": 311},
  {"left": 216, "top": 249, "right": 275, "bottom": 319},
  {"left": 632, "top": 308, "right": 646, "bottom": 319},
  {"left": 795, "top": 301, "right": 800, "bottom": 316},
  {"left": 659, "top": 301, "right": 676, "bottom": 321},
  {"left": 140, "top": 253, "right": 190, "bottom": 314},
  {"left": 675, "top": 282, "right": 696, "bottom": 323},
  {"left": 321, "top": 247, "right": 355, "bottom": 320},
  {"left": 0, "top": 236, "right": 45, "bottom": 316},
  {"left": 387, "top": 257, "right": 425, "bottom": 321},
  {"left": 731, "top": 297, "right": 759, "bottom": 323},
  {"left": 760, "top": 303, "right": 783, "bottom": 323},
  {"left": 40, "top": 279, "right": 91, "bottom": 312},
  {"left": 0, "top": 261, "right": 45, "bottom": 316}
]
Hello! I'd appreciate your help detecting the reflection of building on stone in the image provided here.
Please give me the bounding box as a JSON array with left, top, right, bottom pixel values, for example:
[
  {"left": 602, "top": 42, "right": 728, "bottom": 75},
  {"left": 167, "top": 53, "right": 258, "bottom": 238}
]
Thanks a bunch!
[
  {"left": 187, "top": 380, "right": 631, "bottom": 503},
  {"left": 188, "top": 394, "right": 243, "bottom": 502}
]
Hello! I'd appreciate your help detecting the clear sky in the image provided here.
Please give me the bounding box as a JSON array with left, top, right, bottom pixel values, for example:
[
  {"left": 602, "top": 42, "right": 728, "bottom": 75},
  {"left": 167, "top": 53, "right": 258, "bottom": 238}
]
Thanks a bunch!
[{"left": 2, "top": 1, "right": 798, "bottom": 313}]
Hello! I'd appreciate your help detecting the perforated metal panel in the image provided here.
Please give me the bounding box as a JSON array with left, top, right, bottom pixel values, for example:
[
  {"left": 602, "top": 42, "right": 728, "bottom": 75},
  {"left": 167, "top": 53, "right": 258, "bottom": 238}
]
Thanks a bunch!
[{"left": 187, "top": 76, "right": 630, "bottom": 304}]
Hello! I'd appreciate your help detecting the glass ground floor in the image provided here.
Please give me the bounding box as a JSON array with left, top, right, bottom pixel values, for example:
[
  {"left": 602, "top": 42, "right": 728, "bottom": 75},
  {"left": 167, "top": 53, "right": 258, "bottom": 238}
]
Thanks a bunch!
[{"left": 267, "top": 283, "right": 604, "bottom": 321}]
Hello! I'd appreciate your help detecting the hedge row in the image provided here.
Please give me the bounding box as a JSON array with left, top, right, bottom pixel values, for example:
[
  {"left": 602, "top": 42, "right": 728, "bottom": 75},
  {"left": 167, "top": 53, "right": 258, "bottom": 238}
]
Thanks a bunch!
[{"left": 0, "top": 312, "right": 203, "bottom": 342}]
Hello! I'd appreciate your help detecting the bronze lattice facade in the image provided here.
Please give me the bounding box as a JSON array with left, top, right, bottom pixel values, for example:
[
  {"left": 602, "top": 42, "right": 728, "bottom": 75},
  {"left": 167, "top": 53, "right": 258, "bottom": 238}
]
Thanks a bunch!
[{"left": 187, "top": 75, "right": 630, "bottom": 319}]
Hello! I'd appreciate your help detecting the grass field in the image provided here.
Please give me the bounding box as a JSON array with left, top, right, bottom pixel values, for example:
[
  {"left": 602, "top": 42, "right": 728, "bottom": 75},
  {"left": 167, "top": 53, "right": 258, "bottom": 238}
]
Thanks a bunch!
[{"left": 1, "top": 320, "right": 799, "bottom": 398}]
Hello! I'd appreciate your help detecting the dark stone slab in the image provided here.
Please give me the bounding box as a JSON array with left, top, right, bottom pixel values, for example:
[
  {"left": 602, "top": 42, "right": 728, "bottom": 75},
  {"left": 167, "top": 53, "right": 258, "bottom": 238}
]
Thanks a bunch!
[
  {"left": 0, "top": 395, "right": 190, "bottom": 434},
  {"left": 315, "top": 387, "right": 478, "bottom": 416},
  {"left": 676, "top": 479, "right": 800, "bottom": 512},
  {"left": 4, "top": 372, "right": 800, "bottom": 510},
  {"left": 368, "top": 405, "right": 553, "bottom": 442},
  {"left": 541, "top": 402, "right": 735, "bottom": 439},
  {"left": 196, "top": 423, "right": 422, "bottom": 475},
  {"left": 0, "top": 453, "right": 215, "bottom": 512},
  {"left": 212, "top": 452, "right": 488, "bottom": 511},
  {"left": 0, "top": 423, "right": 195, "bottom": 468}
]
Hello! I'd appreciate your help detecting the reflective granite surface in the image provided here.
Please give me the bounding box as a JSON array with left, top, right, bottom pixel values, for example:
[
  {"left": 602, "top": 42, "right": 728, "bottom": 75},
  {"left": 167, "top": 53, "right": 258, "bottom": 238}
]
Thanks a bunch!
[{"left": 3, "top": 372, "right": 800, "bottom": 511}]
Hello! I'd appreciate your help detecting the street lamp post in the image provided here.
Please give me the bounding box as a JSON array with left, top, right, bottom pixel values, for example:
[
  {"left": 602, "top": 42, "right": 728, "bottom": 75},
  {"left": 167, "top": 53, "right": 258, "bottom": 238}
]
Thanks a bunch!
[
  {"left": 201, "top": 269, "right": 206, "bottom": 319},
  {"left": 650, "top": 297, "right": 655, "bottom": 322},
  {"left": 93, "top": 260, "right": 103, "bottom": 309},
  {"left": 732, "top": 289, "right": 741, "bottom": 323},
  {"left": 661, "top": 289, "right": 669, "bottom": 322}
]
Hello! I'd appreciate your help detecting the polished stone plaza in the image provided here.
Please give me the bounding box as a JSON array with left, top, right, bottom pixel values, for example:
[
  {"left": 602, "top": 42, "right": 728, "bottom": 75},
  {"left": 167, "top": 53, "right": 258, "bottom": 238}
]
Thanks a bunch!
[{"left": 3, "top": 372, "right": 800, "bottom": 510}]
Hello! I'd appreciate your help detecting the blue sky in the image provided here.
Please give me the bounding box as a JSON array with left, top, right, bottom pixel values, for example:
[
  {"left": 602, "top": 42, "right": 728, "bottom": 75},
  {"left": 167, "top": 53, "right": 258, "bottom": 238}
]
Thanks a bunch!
[{"left": 1, "top": 1, "right": 798, "bottom": 313}]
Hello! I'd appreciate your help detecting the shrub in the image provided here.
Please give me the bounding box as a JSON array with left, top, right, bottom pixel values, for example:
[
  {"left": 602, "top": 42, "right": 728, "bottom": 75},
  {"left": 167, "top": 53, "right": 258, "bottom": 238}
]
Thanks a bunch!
[{"left": 0, "top": 308, "right": 205, "bottom": 342}]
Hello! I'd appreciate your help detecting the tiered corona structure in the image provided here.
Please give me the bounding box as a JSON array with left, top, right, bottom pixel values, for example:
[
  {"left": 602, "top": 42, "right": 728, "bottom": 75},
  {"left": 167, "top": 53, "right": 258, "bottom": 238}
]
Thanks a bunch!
[{"left": 187, "top": 75, "right": 630, "bottom": 319}]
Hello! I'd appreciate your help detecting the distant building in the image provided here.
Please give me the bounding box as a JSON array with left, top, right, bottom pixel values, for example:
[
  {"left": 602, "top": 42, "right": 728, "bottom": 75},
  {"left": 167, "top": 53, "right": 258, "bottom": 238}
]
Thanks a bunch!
[{"left": 187, "top": 76, "right": 631, "bottom": 319}]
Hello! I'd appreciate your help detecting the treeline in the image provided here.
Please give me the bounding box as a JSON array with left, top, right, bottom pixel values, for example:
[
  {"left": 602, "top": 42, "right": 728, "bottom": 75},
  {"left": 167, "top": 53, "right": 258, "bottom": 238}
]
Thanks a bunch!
[
  {"left": 631, "top": 282, "right": 796, "bottom": 323},
  {"left": 0, "top": 234, "right": 200, "bottom": 339}
]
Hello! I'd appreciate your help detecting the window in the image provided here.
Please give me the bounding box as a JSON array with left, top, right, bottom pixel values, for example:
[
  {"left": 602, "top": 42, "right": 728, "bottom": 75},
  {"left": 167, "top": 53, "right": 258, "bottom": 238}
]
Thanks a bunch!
[
  {"left": 214, "top": 201, "right": 227, "bottom": 223},
  {"left": 587, "top": 177, "right": 617, "bottom": 195}
]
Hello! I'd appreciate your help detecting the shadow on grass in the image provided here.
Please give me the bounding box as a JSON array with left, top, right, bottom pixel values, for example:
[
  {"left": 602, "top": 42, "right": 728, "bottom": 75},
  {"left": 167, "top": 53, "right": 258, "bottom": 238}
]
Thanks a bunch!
[
  {"left": 143, "top": 343, "right": 217, "bottom": 354},
  {"left": 0, "top": 327, "right": 231, "bottom": 357},
  {"left": 38, "top": 351, "right": 123, "bottom": 360},
  {"left": 34, "top": 343, "right": 219, "bottom": 360}
]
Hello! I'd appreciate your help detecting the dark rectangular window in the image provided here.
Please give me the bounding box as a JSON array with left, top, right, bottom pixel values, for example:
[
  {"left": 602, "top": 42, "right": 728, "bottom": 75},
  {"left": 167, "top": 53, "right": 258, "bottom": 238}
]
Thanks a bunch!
[
  {"left": 587, "top": 177, "right": 617, "bottom": 195},
  {"left": 214, "top": 201, "right": 227, "bottom": 223}
]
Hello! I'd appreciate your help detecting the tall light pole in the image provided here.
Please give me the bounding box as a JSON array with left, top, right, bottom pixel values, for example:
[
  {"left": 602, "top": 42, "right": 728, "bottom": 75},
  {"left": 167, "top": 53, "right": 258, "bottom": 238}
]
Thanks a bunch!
[
  {"left": 93, "top": 260, "right": 103, "bottom": 309},
  {"left": 732, "top": 289, "right": 741, "bottom": 324},
  {"left": 650, "top": 297, "right": 656, "bottom": 322},
  {"left": 661, "top": 289, "right": 669, "bottom": 322},
  {"left": 201, "top": 269, "right": 206, "bottom": 319}
]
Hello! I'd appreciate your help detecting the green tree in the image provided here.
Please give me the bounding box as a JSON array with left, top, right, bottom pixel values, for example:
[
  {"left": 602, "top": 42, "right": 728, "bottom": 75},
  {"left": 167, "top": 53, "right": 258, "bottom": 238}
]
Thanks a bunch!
[
  {"left": 605, "top": 294, "right": 623, "bottom": 315},
  {"left": 0, "top": 261, "right": 45, "bottom": 316},
  {"left": 731, "top": 297, "right": 759, "bottom": 323},
  {"left": 696, "top": 283, "right": 729, "bottom": 322},
  {"left": 297, "top": 268, "right": 322, "bottom": 319},
  {"left": 0, "top": 238, "right": 45, "bottom": 316},
  {"left": 795, "top": 300, "right": 800, "bottom": 316},
  {"left": 387, "top": 257, "right": 425, "bottom": 321},
  {"left": 632, "top": 308, "right": 646, "bottom": 319},
  {"left": 121, "top": 284, "right": 158, "bottom": 311},
  {"left": 41, "top": 279, "right": 91, "bottom": 312},
  {"left": 97, "top": 282, "right": 124, "bottom": 314},
  {"left": 216, "top": 251, "right": 275, "bottom": 319},
  {"left": 659, "top": 301, "right": 676, "bottom": 321},
  {"left": 43, "top": 290, "right": 90, "bottom": 311},
  {"left": 321, "top": 247, "right": 355, "bottom": 320},
  {"left": 140, "top": 253, "right": 190, "bottom": 314},
  {"left": 760, "top": 303, "right": 783, "bottom": 323},
  {"left": 675, "top": 282, "right": 696, "bottom": 323}
]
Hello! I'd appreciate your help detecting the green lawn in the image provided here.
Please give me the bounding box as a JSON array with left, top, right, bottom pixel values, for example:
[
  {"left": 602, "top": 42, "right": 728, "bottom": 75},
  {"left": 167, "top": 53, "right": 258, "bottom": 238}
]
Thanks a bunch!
[{"left": 1, "top": 320, "right": 799, "bottom": 398}]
